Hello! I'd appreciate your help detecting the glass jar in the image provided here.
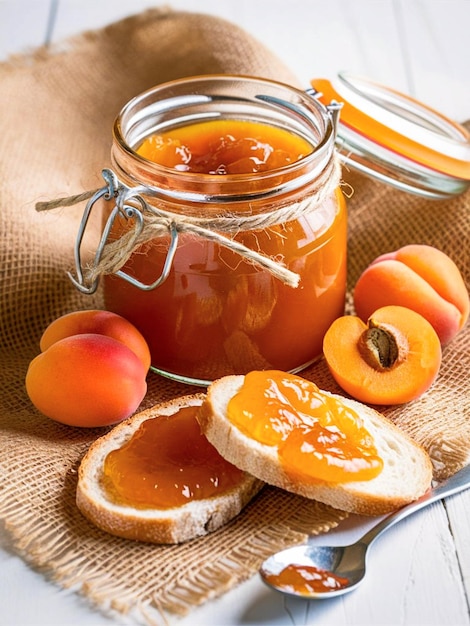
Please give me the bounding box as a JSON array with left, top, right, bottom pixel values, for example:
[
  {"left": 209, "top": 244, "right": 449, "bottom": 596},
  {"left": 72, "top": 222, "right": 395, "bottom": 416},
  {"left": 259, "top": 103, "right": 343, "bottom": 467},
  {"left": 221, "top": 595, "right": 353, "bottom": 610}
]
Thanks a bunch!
[{"left": 103, "top": 75, "right": 346, "bottom": 385}]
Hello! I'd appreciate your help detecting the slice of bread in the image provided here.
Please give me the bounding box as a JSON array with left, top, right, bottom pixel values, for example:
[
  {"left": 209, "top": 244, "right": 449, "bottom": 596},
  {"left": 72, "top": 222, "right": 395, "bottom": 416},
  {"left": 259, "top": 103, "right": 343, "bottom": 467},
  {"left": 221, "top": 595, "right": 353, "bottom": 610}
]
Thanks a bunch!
[
  {"left": 198, "top": 375, "right": 433, "bottom": 515},
  {"left": 76, "top": 394, "right": 264, "bottom": 544}
]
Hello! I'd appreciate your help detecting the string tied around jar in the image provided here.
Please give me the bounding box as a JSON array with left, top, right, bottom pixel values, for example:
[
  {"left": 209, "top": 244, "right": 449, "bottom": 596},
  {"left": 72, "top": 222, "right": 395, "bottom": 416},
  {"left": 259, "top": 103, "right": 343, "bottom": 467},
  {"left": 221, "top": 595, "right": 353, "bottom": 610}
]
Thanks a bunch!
[{"left": 36, "top": 154, "right": 343, "bottom": 295}]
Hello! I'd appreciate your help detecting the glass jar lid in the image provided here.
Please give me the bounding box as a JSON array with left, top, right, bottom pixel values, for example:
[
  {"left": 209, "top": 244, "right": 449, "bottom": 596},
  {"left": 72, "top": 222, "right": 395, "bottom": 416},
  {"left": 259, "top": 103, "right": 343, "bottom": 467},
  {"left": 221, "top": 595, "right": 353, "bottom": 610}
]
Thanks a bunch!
[{"left": 309, "top": 72, "right": 470, "bottom": 199}]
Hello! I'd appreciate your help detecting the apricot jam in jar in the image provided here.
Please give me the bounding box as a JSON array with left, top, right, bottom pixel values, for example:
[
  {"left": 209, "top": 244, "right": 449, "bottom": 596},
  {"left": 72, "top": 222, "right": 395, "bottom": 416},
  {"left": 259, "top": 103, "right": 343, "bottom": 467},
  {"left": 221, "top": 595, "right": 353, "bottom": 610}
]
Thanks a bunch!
[{"left": 104, "top": 76, "right": 346, "bottom": 385}]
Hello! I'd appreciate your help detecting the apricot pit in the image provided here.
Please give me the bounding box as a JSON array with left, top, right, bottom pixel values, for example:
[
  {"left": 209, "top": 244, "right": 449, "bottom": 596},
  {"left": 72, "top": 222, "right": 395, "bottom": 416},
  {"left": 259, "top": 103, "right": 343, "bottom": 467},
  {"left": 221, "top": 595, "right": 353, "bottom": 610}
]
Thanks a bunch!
[{"left": 357, "top": 319, "right": 405, "bottom": 371}]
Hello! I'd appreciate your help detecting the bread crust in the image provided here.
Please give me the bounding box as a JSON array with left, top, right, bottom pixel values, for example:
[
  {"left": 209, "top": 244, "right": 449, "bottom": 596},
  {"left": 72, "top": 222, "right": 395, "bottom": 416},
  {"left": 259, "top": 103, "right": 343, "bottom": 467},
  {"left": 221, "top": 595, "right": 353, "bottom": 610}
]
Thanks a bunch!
[
  {"left": 198, "top": 375, "right": 433, "bottom": 515},
  {"left": 76, "top": 394, "right": 264, "bottom": 544}
]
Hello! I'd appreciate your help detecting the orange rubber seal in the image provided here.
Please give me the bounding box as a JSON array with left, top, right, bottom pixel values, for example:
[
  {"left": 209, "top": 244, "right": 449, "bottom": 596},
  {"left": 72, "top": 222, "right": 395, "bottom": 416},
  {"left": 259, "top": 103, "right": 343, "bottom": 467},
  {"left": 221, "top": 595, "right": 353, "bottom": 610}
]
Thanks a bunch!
[{"left": 310, "top": 78, "right": 470, "bottom": 180}]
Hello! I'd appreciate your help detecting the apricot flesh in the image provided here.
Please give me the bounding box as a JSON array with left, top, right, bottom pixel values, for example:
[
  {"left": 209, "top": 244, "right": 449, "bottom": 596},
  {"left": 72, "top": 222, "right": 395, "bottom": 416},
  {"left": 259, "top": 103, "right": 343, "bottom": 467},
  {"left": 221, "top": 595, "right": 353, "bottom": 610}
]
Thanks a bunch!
[
  {"left": 323, "top": 305, "right": 442, "bottom": 405},
  {"left": 353, "top": 244, "right": 469, "bottom": 344},
  {"left": 39, "top": 310, "right": 151, "bottom": 371},
  {"left": 26, "top": 334, "right": 147, "bottom": 427}
]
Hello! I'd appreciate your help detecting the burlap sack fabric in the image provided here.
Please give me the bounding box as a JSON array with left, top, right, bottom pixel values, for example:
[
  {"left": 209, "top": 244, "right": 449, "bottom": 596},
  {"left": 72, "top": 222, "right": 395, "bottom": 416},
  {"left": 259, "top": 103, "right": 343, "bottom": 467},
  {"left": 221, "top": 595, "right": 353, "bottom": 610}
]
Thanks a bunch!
[{"left": 0, "top": 6, "right": 468, "bottom": 625}]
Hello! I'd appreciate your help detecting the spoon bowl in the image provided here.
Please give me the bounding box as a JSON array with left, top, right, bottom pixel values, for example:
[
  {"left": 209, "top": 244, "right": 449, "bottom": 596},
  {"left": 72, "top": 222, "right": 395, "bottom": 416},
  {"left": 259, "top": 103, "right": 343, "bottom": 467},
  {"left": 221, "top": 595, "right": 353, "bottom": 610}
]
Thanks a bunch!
[
  {"left": 260, "top": 542, "right": 368, "bottom": 599},
  {"left": 260, "top": 462, "right": 470, "bottom": 599}
]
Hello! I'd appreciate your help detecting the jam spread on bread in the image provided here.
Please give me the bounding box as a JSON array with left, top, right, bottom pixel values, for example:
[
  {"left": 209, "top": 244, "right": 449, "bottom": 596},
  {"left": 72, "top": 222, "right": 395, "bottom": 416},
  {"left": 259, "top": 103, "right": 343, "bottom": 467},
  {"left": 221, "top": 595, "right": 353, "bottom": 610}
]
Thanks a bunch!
[
  {"left": 227, "top": 371, "right": 383, "bottom": 483},
  {"left": 102, "top": 406, "right": 245, "bottom": 508},
  {"left": 264, "top": 563, "right": 350, "bottom": 594}
]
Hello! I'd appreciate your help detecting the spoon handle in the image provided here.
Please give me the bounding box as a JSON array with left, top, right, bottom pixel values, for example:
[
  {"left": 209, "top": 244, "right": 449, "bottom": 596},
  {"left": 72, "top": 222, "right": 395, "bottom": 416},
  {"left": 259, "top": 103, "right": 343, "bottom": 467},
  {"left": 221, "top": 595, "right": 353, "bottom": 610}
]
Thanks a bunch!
[{"left": 360, "top": 462, "right": 470, "bottom": 548}]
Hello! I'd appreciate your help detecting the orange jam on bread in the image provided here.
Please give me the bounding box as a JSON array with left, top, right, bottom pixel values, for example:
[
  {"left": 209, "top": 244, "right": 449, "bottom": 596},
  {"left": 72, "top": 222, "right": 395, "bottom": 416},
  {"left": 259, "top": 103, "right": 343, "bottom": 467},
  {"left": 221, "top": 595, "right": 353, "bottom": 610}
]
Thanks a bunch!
[
  {"left": 136, "top": 119, "right": 311, "bottom": 174},
  {"left": 102, "top": 406, "right": 245, "bottom": 508},
  {"left": 227, "top": 371, "right": 383, "bottom": 483}
]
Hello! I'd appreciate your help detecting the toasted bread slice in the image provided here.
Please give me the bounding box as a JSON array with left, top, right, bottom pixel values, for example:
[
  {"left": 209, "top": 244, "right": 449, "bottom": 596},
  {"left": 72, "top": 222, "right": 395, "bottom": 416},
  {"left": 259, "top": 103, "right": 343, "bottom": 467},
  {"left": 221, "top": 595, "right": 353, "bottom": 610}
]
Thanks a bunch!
[
  {"left": 76, "top": 394, "right": 264, "bottom": 544},
  {"left": 198, "top": 375, "right": 433, "bottom": 515}
]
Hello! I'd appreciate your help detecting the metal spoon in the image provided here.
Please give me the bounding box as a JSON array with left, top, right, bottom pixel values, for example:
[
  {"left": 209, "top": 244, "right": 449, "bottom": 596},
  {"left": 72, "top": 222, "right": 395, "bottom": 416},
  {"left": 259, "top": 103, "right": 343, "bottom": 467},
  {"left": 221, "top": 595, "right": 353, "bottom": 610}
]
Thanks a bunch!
[{"left": 260, "top": 462, "right": 470, "bottom": 599}]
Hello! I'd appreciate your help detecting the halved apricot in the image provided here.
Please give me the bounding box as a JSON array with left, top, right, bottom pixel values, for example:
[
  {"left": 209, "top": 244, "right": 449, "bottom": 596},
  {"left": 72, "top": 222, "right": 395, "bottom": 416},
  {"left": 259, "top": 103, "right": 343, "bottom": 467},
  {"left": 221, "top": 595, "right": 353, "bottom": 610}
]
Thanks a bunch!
[{"left": 323, "top": 305, "right": 442, "bottom": 405}]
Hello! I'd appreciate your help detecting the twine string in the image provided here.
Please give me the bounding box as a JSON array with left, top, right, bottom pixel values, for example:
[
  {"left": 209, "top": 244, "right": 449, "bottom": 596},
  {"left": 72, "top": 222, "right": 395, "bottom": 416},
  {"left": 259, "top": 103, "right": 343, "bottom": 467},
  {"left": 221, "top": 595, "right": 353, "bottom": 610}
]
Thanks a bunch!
[
  {"left": 36, "top": 189, "right": 99, "bottom": 212},
  {"left": 36, "top": 155, "right": 342, "bottom": 291}
]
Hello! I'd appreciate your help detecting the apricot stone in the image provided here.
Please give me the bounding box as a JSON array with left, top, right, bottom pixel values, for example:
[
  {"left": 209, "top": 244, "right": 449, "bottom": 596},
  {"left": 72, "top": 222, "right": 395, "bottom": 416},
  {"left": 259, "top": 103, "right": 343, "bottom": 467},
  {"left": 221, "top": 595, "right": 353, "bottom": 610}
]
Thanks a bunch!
[{"left": 353, "top": 245, "right": 469, "bottom": 344}]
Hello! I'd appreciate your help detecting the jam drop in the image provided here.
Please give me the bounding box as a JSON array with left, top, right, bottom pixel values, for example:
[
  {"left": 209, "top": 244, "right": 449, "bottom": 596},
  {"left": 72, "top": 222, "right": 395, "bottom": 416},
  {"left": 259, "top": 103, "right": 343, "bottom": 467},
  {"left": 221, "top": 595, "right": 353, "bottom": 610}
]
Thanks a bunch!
[
  {"left": 136, "top": 119, "right": 312, "bottom": 174},
  {"left": 264, "top": 563, "right": 350, "bottom": 595},
  {"left": 226, "top": 370, "right": 383, "bottom": 483},
  {"left": 102, "top": 406, "right": 245, "bottom": 509}
]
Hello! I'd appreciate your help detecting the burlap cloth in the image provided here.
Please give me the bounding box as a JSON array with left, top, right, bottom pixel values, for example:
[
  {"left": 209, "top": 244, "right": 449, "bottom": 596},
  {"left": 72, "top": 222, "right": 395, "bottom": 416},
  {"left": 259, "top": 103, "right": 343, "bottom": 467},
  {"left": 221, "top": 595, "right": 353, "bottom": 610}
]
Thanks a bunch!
[{"left": 0, "top": 7, "right": 469, "bottom": 625}]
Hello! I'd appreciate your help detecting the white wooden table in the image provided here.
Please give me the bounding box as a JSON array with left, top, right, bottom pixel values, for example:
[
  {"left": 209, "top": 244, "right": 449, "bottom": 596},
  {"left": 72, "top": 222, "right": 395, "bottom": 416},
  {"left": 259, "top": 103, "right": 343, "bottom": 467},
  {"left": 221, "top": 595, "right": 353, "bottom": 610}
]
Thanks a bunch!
[{"left": 1, "top": 2, "right": 469, "bottom": 625}]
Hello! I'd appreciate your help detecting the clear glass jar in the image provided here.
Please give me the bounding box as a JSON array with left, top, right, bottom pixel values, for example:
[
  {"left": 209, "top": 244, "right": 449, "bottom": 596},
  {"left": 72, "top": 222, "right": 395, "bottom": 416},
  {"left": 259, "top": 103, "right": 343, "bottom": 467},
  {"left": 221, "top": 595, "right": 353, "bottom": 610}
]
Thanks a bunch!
[{"left": 103, "top": 75, "right": 347, "bottom": 385}]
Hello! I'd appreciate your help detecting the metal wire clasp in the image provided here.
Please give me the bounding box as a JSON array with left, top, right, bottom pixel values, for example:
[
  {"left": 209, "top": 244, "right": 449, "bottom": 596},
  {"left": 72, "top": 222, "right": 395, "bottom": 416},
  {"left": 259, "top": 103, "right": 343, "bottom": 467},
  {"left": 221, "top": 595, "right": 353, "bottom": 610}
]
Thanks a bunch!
[
  {"left": 305, "top": 86, "right": 343, "bottom": 137},
  {"left": 68, "top": 168, "right": 179, "bottom": 294}
]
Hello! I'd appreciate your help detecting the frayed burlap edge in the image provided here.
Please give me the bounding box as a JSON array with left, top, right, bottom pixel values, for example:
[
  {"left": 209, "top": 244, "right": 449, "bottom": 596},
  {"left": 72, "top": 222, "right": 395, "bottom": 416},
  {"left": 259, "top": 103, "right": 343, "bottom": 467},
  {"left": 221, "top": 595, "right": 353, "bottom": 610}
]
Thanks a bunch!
[{"left": 0, "top": 444, "right": 346, "bottom": 625}]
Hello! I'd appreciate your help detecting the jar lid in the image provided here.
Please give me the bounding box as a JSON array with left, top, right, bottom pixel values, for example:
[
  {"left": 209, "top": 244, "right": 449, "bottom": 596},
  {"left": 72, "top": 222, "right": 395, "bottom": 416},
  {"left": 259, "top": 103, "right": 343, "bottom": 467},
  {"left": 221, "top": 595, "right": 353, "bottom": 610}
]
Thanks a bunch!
[{"left": 309, "top": 72, "right": 470, "bottom": 198}]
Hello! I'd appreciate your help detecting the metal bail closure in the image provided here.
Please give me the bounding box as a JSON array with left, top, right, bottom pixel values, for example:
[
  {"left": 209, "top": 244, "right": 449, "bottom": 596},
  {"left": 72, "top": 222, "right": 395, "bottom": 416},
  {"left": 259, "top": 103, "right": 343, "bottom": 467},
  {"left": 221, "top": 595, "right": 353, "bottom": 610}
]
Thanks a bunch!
[
  {"left": 305, "top": 86, "right": 343, "bottom": 139},
  {"left": 114, "top": 219, "right": 179, "bottom": 291},
  {"left": 309, "top": 72, "right": 470, "bottom": 199},
  {"left": 68, "top": 169, "right": 179, "bottom": 294}
]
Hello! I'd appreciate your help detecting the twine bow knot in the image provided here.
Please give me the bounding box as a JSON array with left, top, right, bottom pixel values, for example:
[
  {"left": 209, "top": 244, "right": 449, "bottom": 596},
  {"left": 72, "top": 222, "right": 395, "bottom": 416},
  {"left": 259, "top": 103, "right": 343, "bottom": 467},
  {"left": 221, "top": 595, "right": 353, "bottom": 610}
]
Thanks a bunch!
[{"left": 36, "top": 154, "right": 342, "bottom": 293}]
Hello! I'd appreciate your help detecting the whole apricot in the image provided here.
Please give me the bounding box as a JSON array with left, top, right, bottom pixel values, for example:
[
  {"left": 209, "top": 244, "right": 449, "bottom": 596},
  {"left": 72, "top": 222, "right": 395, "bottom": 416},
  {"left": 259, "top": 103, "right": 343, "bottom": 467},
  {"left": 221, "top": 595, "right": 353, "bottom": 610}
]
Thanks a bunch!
[
  {"left": 26, "top": 334, "right": 147, "bottom": 427},
  {"left": 323, "top": 305, "right": 442, "bottom": 405},
  {"left": 39, "top": 310, "right": 151, "bottom": 371},
  {"left": 353, "top": 244, "right": 469, "bottom": 344}
]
